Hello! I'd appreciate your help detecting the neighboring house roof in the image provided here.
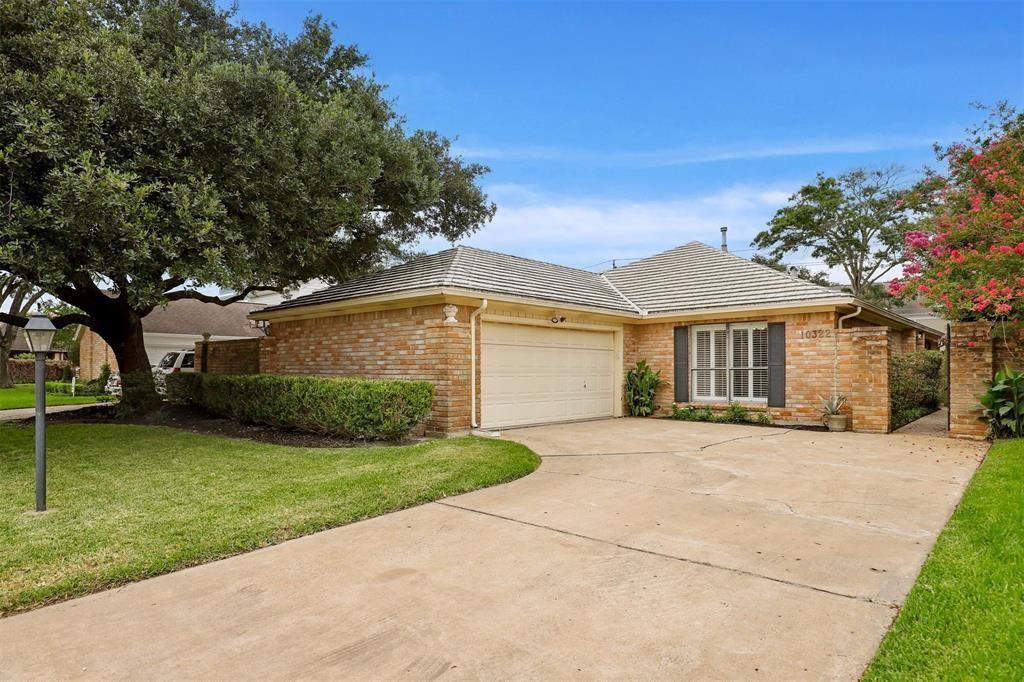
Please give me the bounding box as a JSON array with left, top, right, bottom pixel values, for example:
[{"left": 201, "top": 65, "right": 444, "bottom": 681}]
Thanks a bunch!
[
  {"left": 140, "top": 299, "right": 266, "bottom": 336},
  {"left": 602, "top": 242, "right": 838, "bottom": 314},
  {"left": 892, "top": 298, "right": 949, "bottom": 335},
  {"left": 261, "top": 246, "right": 638, "bottom": 314},
  {"left": 72, "top": 298, "right": 267, "bottom": 343}
]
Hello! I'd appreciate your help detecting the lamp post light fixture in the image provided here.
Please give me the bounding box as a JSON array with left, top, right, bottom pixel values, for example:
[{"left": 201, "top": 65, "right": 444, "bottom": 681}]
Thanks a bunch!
[{"left": 24, "top": 313, "right": 56, "bottom": 512}]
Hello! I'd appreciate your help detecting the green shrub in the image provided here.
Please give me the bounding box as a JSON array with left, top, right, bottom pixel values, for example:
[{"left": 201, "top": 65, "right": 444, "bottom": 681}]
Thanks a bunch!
[
  {"left": 721, "top": 402, "right": 749, "bottom": 423},
  {"left": 96, "top": 363, "right": 112, "bottom": 390},
  {"left": 191, "top": 374, "right": 434, "bottom": 440},
  {"left": 669, "top": 403, "right": 766, "bottom": 424},
  {"left": 164, "top": 373, "right": 202, "bottom": 405},
  {"left": 45, "top": 381, "right": 106, "bottom": 396},
  {"left": 890, "top": 350, "right": 944, "bottom": 429},
  {"left": 980, "top": 366, "right": 1024, "bottom": 438},
  {"left": 625, "top": 360, "right": 663, "bottom": 416}
]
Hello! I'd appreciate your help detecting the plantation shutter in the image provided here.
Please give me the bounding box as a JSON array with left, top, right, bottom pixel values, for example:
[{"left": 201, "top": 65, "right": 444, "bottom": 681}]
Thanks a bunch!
[
  {"left": 767, "top": 322, "right": 786, "bottom": 407},
  {"left": 673, "top": 326, "right": 689, "bottom": 402}
]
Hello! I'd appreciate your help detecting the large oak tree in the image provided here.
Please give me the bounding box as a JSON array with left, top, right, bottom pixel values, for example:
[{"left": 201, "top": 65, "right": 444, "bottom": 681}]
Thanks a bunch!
[
  {"left": 752, "top": 167, "right": 916, "bottom": 298},
  {"left": 0, "top": 0, "right": 494, "bottom": 409}
]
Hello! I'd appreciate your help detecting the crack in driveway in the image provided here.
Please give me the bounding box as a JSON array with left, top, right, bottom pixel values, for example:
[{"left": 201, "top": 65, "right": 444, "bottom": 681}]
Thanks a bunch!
[
  {"left": 434, "top": 500, "right": 896, "bottom": 608},
  {"left": 538, "top": 428, "right": 797, "bottom": 459},
  {"left": 538, "top": 470, "right": 931, "bottom": 539}
]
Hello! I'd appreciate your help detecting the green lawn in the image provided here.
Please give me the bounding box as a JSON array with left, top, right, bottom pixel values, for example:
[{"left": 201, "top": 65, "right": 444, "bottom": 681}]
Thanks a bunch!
[
  {"left": 0, "top": 423, "right": 539, "bottom": 616},
  {"left": 0, "top": 384, "right": 105, "bottom": 411},
  {"left": 864, "top": 439, "right": 1024, "bottom": 680}
]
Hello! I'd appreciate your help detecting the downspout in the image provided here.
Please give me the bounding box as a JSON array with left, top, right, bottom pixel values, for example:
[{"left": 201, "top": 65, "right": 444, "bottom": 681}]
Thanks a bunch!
[
  {"left": 834, "top": 306, "right": 862, "bottom": 397},
  {"left": 470, "top": 299, "right": 488, "bottom": 428}
]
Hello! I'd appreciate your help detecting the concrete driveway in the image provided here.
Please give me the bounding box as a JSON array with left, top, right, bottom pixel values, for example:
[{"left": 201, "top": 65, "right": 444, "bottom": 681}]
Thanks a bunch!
[{"left": 0, "top": 419, "right": 984, "bottom": 680}]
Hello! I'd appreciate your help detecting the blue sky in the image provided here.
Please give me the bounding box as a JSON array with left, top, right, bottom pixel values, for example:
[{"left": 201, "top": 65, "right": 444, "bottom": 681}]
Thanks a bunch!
[{"left": 234, "top": 1, "right": 1023, "bottom": 276}]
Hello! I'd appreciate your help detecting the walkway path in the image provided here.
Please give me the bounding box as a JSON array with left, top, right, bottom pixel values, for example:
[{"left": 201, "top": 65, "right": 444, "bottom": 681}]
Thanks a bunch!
[
  {"left": 0, "top": 402, "right": 108, "bottom": 422},
  {"left": 894, "top": 407, "right": 949, "bottom": 436}
]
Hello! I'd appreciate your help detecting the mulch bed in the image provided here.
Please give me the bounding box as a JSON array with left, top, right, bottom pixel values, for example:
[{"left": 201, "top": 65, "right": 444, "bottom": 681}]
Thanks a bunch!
[{"left": 16, "top": 404, "right": 415, "bottom": 449}]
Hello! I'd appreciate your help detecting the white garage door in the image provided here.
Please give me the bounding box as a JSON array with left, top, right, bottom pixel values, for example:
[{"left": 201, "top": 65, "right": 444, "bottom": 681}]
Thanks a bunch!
[{"left": 481, "top": 322, "right": 615, "bottom": 429}]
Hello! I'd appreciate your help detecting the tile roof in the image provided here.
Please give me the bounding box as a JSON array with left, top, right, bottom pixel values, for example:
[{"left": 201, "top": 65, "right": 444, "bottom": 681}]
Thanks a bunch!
[
  {"left": 603, "top": 242, "right": 839, "bottom": 313},
  {"left": 259, "top": 242, "right": 843, "bottom": 317},
  {"left": 260, "top": 246, "right": 638, "bottom": 314}
]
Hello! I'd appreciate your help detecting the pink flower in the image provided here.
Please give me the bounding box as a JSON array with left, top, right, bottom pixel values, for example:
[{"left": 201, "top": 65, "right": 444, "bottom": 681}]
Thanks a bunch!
[
  {"left": 995, "top": 303, "right": 1012, "bottom": 315},
  {"left": 888, "top": 281, "right": 907, "bottom": 296},
  {"left": 968, "top": 341, "right": 977, "bottom": 347},
  {"left": 904, "top": 231, "right": 932, "bottom": 250}
]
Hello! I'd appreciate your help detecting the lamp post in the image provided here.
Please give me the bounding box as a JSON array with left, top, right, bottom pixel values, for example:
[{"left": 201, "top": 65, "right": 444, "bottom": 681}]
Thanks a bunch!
[{"left": 24, "top": 313, "right": 56, "bottom": 512}]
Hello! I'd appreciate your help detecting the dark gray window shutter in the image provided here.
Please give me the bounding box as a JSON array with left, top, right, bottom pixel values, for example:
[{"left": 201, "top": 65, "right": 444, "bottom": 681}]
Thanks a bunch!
[
  {"left": 767, "top": 322, "right": 786, "bottom": 407},
  {"left": 673, "top": 326, "right": 689, "bottom": 402}
]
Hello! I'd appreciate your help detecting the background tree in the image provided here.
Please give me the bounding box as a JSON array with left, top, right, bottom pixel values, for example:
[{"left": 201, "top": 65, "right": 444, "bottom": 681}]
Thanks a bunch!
[
  {"left": 752, "top": 167, "right": 916, "bottom": 298},
  {"left": 750, "top": 254, "right": 834, "bottom": 287},
  {"left": 0, "top": 0, "right": 494, "bottom": 410},
  {"left": 889, "top": 105, "right": 1023, "bottom": 322},
  {"left": 0, "top": 274, "right": 44, "bottom": 388}
]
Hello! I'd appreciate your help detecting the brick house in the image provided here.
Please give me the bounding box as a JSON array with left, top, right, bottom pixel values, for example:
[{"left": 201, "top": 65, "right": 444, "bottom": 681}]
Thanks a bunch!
[
  {"left": 77, "top": 299, "right": 266, "bottom": 380},
  {"left": 209, "top": 242, "right": 940, "bottom": 435}
]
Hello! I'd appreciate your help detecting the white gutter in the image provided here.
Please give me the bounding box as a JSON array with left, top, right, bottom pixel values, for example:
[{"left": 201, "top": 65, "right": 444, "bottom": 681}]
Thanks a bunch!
[
  {"left": 834, "top": 306, "right": 862, "bottom": 398},
  {"left": 470, "top": 299, "right": 488, "bottom": 428}
]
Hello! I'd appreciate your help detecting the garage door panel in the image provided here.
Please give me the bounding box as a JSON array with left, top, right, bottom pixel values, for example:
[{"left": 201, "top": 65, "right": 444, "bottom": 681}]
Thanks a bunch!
[{"left": 481, "top": 322, "right": 615, "bottom": 429}]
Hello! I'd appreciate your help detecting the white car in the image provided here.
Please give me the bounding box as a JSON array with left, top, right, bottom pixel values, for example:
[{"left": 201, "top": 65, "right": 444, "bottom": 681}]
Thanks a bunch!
[
  {"left": 155, "top": 349, "right": 196, "bottom": 374},
  {"left": 152, "top": 350, "right": 196, "bottom": 395}
]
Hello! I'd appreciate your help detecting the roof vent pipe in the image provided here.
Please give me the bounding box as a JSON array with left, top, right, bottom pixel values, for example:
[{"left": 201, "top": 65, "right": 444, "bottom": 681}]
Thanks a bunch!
[{"left": 720, "top": 226, "right": 729, "bottom": 252}]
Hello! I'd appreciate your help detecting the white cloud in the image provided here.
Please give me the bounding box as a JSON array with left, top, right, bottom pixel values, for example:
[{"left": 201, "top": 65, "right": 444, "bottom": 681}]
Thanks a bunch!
[
  {"left": 419, "top": 182, "right": 809, "bottom": 271},
  {"left": 453, "top": 134, "right": 940, "bottom": 168}
]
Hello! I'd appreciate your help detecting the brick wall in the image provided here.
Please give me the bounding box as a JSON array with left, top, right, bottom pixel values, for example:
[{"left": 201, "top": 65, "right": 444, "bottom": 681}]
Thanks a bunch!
[
  {"left": 837, "top": 327, "right": 891, "bottom": 433},
  {"left": 626, "top": 311, "right": 847, "bottom": 424},
  {"left": 78, "top": 327, "right": 118, "bottom": 380},
  {"left": 948, "top": 321, "right": 1023, "bottom": 439},
  {"left": 623, "top": 312, "right": 895, "bottom": 431},
  {"left": 196, "top": 338, "right": 262, "bottom": 374},
  {"left": 261, "top": 304, "right": 472, "bottom": 435}
]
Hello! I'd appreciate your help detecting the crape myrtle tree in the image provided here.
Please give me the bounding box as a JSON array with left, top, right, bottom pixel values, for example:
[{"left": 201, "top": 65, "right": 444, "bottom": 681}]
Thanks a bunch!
[
  {"left": 752, "top": 166, "right": 918, "bottom": 298},
  {"left": 0, "top": 0, "right": 495, "bottom": 411},
  {"left": 889, "top": 105, "right": 1024, "bottom": 324}
]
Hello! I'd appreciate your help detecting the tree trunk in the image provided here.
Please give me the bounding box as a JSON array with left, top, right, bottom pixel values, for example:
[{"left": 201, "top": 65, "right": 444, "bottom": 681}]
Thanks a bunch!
[
  {"left": 96, "top": 309, "right": 161, "bottom": 415},
  {"left": 0, "top": 326, "right": 17, "bottom": 389},
  {"left": 0, "top": 345, "right": 12, "bottom": 389}
]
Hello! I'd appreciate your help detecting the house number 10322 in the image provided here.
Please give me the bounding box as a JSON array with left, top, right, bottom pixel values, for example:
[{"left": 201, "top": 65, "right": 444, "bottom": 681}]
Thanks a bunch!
[{"left": 799, "top": 329, "right": 832, "bottom": 339}]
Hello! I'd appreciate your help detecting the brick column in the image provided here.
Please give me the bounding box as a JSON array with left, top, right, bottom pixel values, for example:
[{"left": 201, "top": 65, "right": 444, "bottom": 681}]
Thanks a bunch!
[
  {"left": 837, "top": 327, "right": 891, "bottom": 433},
  {"left": 949, "top": 321, "right": 993, "bottom": 440}
]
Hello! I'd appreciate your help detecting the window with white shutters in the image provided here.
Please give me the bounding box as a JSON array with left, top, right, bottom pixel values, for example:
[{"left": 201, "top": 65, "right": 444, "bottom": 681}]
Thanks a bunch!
[{"left": 691, "top": 322, "right": 769, "bottom": 402}]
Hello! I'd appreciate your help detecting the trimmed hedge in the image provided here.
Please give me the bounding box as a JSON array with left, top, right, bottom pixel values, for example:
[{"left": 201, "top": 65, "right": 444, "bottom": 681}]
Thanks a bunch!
[
  {"left": 6, "top": 359, "right": 70, "bottom": 383},
  {"left": 891, "top": 350, "right": 944, "bottom": 429},
  {"left": 45, "top": 381, "right": 107, "bottom": 396},
  {"left": 167, "top": 373, "right": 434, "bottom": 440}
]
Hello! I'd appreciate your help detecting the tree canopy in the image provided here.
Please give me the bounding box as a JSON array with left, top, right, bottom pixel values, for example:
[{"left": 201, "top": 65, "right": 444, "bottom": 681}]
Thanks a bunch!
[
  {"left": 749, "top": 254, "right": 834, "bottom": 287},
  {"left": 751, "top": 167, "right": 916, "bottom": 298},
  {"left": 0, "top": 0, "right": 494, "bottom": 406}
]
